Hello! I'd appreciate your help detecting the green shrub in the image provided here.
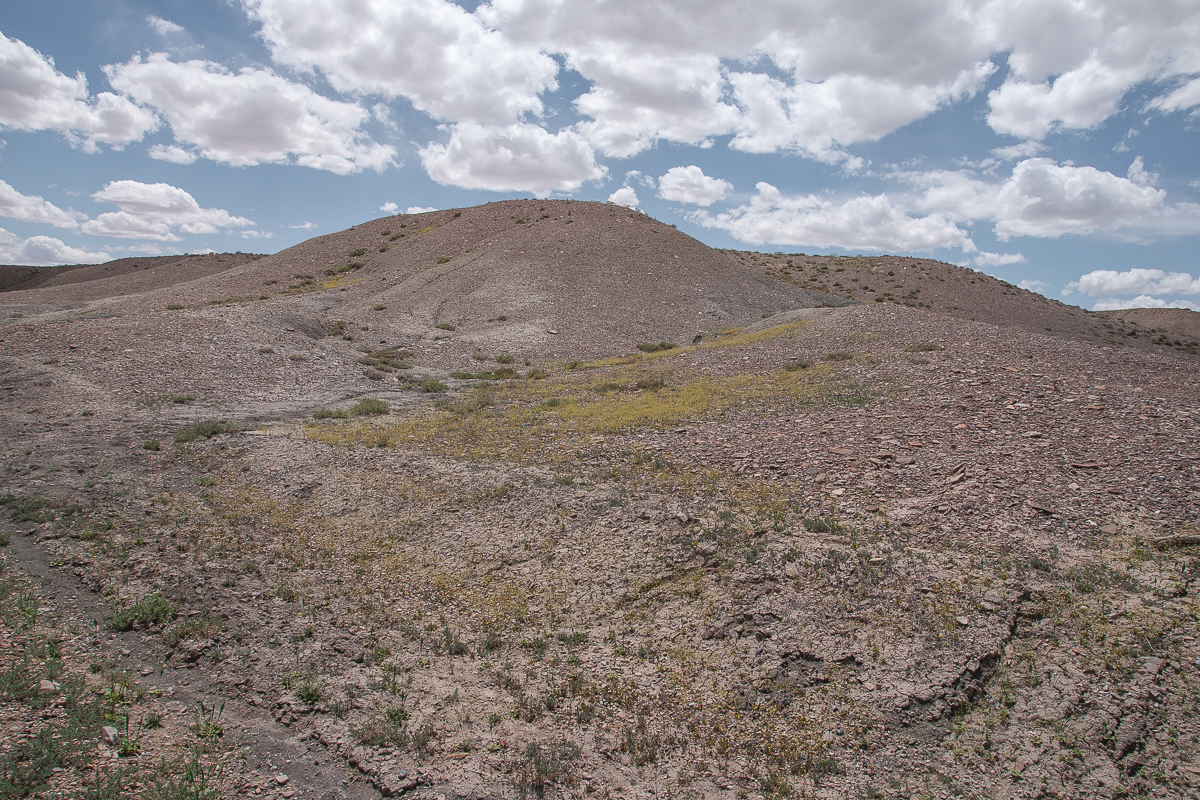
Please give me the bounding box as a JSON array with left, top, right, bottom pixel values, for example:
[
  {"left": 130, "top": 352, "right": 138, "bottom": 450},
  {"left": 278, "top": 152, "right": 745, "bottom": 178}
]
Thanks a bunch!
[
  {"left": 803, "top": 517, "right": 845, "bottom": 533},
  {"left": 174, "top": 421, "right": 240, "bottom": 443},
  {"left": 903, "top": 343, "right": 943, "bottom": 352},
  {"left": 824, "top": 351, "right": 854, "bottom": 362},
  {"left": 348, "top": 248, "right": 366, "bottom": 257},
  {"left": 350, "top": 398, "right": 390, "bottom": 416},
  {"left": 296, "top": 682, "right": 322, "bottom": 705},
  {"left": 2, "top": 496, "right": 54, "bottom": 523},
  {"left": 635, "top": 341, "right": 678, "bottom": 353},
  {"left": 357, "top": 348, "right": 413, "bottom": 372},
  {"left": 784, "top": 360, "right": 812, "bottom": 371},
  {"left": 437, "top": 257, "right": 451, "bottom": 264},
  {"left": 495, "top": 353, "right": 515, "bottom": 364},
  {"left": 527, "top": 369, "right": 549, "bottom": 380},
  {"left": 143, "top": 440, "right": 161, "bottom": 451},
  {"left": 110, "top": 593, "right": 177, "bottom": 631},
  {"left": 313, "top": 409, "right": 350, "bottom": 420},
  {"left": 419, "top": 378, "right": 448, "bottom": 393},
  {"left": 435, "top": 322, "right": 456, "bottom": 331},
  {"left": 166, "top": 304, "right": 185, "bottom": 310}
]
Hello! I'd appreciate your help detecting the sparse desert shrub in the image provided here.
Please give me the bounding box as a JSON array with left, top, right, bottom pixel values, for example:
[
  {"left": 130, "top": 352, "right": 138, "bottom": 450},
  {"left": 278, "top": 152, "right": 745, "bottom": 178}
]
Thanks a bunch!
[
  {"left": 518, "top": 740, "right": 580, "bottom": 798},
  {"left": 143, "top": 439, "right": 160, "bottom": 451},
  {"left": 363, "top": 369, "right": 385, "bottom": 380},
  {"left": 635, "top": 341, "right": 678, "bottom": 353},
  {"left": 803, "top": 517, "right": 845, "bottom": 533},
  {"left": 288, "top": 353, "right": 308, "bottom": 361},
  {"left": 296, "top": 682, "right": 322, "bottom": 705},
  {"left": 163, "top": 617, "right": 222, "bottom": 649},
  {"left": 437, "top": 257, "right": 451, "bottom": 264},
  {"left": 495, "top": 353, "right": 516, "bottom": 364},
  {"left": 166, "top": 303, "right": 185, "bottom": 310},
  {"left": 903, "top": 343, "right": 943, "bottom": 352},
  {"left": 313, "top": 409, "right": 350, "bottom": 420},
  {"left": 174, "top": 421, "right": 240, "bottom": 443},
  {"left": 824, "top": 351, "right": 854, "bottom": 362},
  {"left": 348, "top": 248, "right": 366, "bottom": 257},
  {"left": 350, "top": 398, "right": 389, "bottom": 416},
  {"left": 435, "top": 322, "right": 456, "bottom": 331},
  {"left": 110, "top": 593, "right": 177, "bottom": 631},
  {"left": 193, "top": 475, "right": 217, "bottom": 487},
  {"left": 526, "top": 369, "right": 549, "bottom": 380},
  {"left": 327, "top": 320, "right": 347, "bottom": 336},
  {"left": 1, "top": 495, "right": 53, "bottom": 523},
  {"left": 419, "top": 378, "right": 448, "bottom": 393},
  {"left": 171, "top": 394, "right": 194, "bottom": 404},
  {"left": 373, "top": 304, "right": 387, "bottom": 311},
  {"left": 784, "top": 360, "right": 812, "bottom": 371},
  {"left": 358, "top": 348, "right": 413, "bottom": 372},
  {"left": 258, "top": 346, "right": 274, "bottom": 354}
]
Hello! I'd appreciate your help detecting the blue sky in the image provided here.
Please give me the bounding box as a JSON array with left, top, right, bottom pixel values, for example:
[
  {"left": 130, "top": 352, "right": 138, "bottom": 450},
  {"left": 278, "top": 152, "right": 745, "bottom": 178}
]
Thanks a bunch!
[{"left": 2, "top": 0, "right": 1199, "bottom": 311}]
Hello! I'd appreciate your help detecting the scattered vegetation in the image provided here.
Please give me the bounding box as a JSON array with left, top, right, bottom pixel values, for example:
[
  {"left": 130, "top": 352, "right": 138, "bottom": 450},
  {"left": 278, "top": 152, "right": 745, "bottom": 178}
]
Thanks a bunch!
[
  {"left": 110, "top": 593, "right": 177, "bottom": 631},
  {"left": 358, "top": 348, "right": 413, "bottom": 373},
  {"left": 173, "top": 421, "right": 242, "bottom": 444},
  {"left": 350, "top": 398, "right": 390, "bottom": 416}
]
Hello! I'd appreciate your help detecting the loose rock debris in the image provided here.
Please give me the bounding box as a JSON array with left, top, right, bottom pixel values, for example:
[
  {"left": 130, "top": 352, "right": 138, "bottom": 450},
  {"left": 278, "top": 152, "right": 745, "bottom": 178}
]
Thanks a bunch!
[{"left": 1, "top": 202, "right": 1198, "bottom": 799}]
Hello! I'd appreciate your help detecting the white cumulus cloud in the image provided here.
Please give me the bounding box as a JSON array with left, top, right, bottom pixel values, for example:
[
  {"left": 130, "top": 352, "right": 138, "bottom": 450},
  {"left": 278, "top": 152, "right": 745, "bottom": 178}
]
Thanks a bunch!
[
  {"left": 1148, "top": 77, "right": 1200, "bottom": 114},
  {"left": 694, "top": 182, "right": 972, "bottom": 252},
  {"left": 419, "top": 122, "right": 605, "bottom": 196},
  {"left": 0, "top": 33, "right": 157, "bottom": 150},
  {"left": 1091, "top": 295, "right": 1200, "bottom": 311},
  {"left": 243, "top": 0, "right": 558, "bottom": 125},
  {"left": 0, "top": 227, "right": 108, "bottom": 265},
  {"left": 81, "top": 180, "right": 253, "bottom": 242},
  {"left": 379, "top": 202, "right": 399, "bottom": 213},
  {"left": 607, "top": 186, "right": 639, "bottom": 207},
  {"left": 147, "top": 16, "right": 185, "bottom": 36},
  {"left": 907, "top": 159, "right": 1200, "bottom": 242},
  {"left": 106, "top": 54, "right": 395, "bottom": 174},
  {"left": 657, "top": 166, "right": 732, "bottom": 206},
  {"left": 972, "top": 251, "right": 1027, "bottom": 267},
  {"left": 1065, "top": 268, "right": 1200, "bottom": 297},
  {"left": 148, "top": 144, "right": 198, "bottom": 164},
  {"left": 406, "top": 206, "right": 437, "bottom": 214},
  {"left": 0, "top": 179, "right": 80, "bottom": 228}
]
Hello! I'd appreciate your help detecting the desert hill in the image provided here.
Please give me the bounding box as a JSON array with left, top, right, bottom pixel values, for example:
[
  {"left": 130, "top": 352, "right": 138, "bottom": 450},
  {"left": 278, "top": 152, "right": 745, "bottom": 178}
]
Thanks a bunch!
[
  {"left": 1099, "top": 307, "right": 1200, "bottom": 340},
  {"left": 1, "top": 202, "right": 1198, "bottom": 800},
  {"left": 166, "top": 198, "right": 851, "bottom": 359},
  {"left": 0, "top": 252, "right": 262, "bottom": 303},
  {"left": 0, "top": 264, "right": 40, "bottom": 291},
  {"left": 731, "top": 250, "right": 1200, "bottom": 357}
]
